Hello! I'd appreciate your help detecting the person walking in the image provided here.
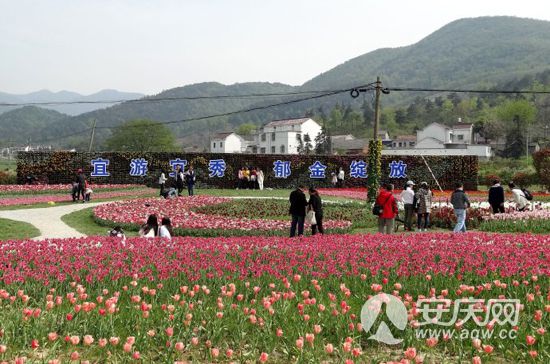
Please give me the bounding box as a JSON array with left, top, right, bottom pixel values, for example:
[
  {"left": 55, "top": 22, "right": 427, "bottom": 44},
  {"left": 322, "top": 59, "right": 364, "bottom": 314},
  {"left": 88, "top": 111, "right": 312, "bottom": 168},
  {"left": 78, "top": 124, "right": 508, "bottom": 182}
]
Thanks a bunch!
[
  {"left": 331, "top": 172, "right": 337, "bottom": 187},
  {"left": 175, "top": 166, "right": 185, "bottom": 196},
  {"left": 488, "top": 179, "right": 505, "bottom": 213},
  {"left": 308, "top": 187, "right": 324, "bottom": 235},
  {"left": 76, "top": 169, "right": 86, "bottom": 202},
  {"left": 375, "top": 183, "right": 398, "bottom": 234},
  {"left": 337, "top": 167, "right": 345, "bottom": 188},
  {"left": 185, "top": 165, "right": 196, "bottom": 196},
  {"left": 451, "top": 182, "right": 471, "bottom": 233},
  {"left": 415, "top": 182, "right": 433, "bottom": 231},
  {"left": 400, "top": 180, "right": 415, "bottom": 231},
  {"left": 289, "top": 185, "right": 308, "bottom": 237},
  {"left": 257, "top": 168, "right": 265, "bottom": 190},
  {"left": 158, "top": 171, "right": 167, "bottom": 196},
  {"left": 508, "top": 182, "right": 530, "bottom": 211}
]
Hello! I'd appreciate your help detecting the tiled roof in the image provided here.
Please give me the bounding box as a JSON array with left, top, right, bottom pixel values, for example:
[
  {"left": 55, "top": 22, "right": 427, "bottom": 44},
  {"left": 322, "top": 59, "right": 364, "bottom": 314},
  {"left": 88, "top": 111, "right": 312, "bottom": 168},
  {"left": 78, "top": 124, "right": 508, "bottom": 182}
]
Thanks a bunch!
[
  {"left": 452, "top": 123, "right": 473, "bottom": 129},
  {"left": 395, "top": 135, "right": 416, "bottom": 141},
  {"left": 211, "top": 132, "right": 235, "bottom": 140},
  {"left": 264, "top": 118, "right": 311, "bottom": 127}
]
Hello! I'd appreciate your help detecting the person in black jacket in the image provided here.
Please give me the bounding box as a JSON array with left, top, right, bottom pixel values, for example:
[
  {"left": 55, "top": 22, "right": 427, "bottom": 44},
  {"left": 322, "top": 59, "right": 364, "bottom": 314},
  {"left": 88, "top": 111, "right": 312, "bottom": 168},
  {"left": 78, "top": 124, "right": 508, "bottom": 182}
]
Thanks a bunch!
[
  {"left": 289, "top": 185, "right": 308, "bottom": 237},
  {"left": 308, "top": 187, "right": 324, "bottom": 235},
  {"left": 488, "top": 179, "right": 505, "bottom": 213},
  {"left": 185, "top": 165, "right": 196, "bottom": 196},
  {"left": 76, "top": 169, "right": 86, "bottom": 201}
]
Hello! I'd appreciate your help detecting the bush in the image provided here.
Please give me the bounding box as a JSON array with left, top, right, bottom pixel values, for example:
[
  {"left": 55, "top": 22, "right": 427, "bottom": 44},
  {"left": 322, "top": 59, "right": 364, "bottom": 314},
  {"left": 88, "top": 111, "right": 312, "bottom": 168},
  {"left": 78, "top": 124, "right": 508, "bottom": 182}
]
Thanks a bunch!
[
  {"left": 0, "top": 170, "right": 17, "bottom": 185},
  {"left": 482, "top": 174, "right": 501, "bottom": 187},
  {"left": 532, "top": 149, "right": 550, "bottom": 191},
  {"left": 511, "top": 171, "right": 535, "bottom": 188}
]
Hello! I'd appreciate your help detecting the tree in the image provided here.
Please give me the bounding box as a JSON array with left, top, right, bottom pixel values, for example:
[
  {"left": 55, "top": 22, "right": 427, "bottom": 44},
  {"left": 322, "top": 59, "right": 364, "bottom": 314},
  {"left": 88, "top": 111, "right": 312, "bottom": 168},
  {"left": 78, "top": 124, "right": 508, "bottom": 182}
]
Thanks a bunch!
[
  {"left": 303, "top": 133, "right": 313, "bottom": 155},
  {"left": 103, "top": 119, "right": 178, "bottom": 152},
  {"left": 236, "top": 123, "right": 256, "bottom": 136},
  {"left": 314, "top": 130, "right": 330, "bottom": 155}
]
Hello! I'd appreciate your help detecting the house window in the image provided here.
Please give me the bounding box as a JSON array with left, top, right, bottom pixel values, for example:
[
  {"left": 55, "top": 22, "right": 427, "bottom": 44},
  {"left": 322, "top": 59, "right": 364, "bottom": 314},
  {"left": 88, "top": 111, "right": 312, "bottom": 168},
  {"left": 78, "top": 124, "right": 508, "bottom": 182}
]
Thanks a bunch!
[
  {"left": 457, "top": 135, "right": 464, "bottom": 141},
  {"left": 410, "top": 142, "right": 415, "bottom": 147},
  {"left": 398, "top": 142, "right": 402, "bottom": 147},
  {"left": 271, "top": 146, "right": 276, "bottom": 153},
  {"left": 271, "top": 133, "right": 276, "bottom": 141},
  {"left": 296, "top": 133, "right": 301, "bottom": 141},
  {"left": 220, "top": 142, "right": 223, "bottom": 148},
  {"left": 213, "top": 142, "right": 216, "bottom": 148},
  {"left": 260, "top": 147, "right": 266, "bottom": 154},
  {"left": 280, "top": 145, "right": 285, "bottom": 153},
  {"left": 261, "top": 133, "right": 266, "bottom": 142}
]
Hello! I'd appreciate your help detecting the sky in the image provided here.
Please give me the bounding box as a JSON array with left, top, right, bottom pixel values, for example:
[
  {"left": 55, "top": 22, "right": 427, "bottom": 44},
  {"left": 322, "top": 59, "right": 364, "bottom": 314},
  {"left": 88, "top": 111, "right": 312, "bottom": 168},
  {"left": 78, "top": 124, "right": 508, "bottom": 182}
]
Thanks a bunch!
[{"left": 1, "top": 0, "right": 550, "bottom": 96}]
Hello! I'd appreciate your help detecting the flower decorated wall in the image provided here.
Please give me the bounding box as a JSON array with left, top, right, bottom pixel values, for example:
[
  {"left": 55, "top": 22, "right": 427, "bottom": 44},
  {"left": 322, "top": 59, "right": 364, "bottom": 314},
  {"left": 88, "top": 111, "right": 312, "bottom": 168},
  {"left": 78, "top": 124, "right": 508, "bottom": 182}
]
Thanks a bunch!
[{"left": 17, "top": 151, "right": 478, "bottom": 190}]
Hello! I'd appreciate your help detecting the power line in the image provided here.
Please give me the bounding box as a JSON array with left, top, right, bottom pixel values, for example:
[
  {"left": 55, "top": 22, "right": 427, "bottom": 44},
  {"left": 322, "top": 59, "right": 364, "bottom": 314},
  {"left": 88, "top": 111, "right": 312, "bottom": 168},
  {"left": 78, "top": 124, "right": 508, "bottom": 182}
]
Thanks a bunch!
[
  {"left": 22, "top": 128, "right": 92, "bottom": 144},
  {"left": 95, "top": 83, "right": 377, "bottom": 130},
  {"left": 0, "top": 89, "right": 346, "bottom": 107},
  {"left": 384, "top": 87, "right": 550, "bottom": 94}
]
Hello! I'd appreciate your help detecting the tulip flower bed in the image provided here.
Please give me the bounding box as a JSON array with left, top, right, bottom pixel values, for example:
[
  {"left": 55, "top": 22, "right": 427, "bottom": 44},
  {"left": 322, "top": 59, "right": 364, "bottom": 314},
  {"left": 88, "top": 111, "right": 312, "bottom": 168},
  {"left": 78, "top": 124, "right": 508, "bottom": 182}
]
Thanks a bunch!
[
  {"left": 0, "top": 188, "right": 155, "bottom": 208},
  {"left": 93, "top": 197, "right": 354, "bottom": 236},
  {"left": 319, "top": 188, "right": 550, "bottom": 203},
  {"left": 0, "top": 233, "right": 548, "bottom": 363},
  {"left": 480, "top": 209, "right": 550, "bottom": 234},
  {"left": 194, "top": 199, "right": 373, "bottom": 228}
]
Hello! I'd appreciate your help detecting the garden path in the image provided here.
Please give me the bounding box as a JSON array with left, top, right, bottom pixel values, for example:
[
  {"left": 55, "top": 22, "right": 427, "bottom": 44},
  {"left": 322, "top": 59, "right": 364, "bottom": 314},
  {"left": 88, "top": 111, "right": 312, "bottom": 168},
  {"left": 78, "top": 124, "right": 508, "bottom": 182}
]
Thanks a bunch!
[{"left": 0, "top": 202, "right": 106, "bottom": 240}]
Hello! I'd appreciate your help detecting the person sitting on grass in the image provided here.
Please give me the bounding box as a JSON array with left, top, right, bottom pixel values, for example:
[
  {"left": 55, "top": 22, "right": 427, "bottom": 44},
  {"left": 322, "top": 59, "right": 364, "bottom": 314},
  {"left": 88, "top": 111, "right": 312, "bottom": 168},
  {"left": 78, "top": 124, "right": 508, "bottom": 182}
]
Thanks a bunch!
[
  {"left": 159, "top": 217, "right": 173, "bottom": 240},
  {"left": 139, "top": 214, "right": 158, "bottom": 238}
]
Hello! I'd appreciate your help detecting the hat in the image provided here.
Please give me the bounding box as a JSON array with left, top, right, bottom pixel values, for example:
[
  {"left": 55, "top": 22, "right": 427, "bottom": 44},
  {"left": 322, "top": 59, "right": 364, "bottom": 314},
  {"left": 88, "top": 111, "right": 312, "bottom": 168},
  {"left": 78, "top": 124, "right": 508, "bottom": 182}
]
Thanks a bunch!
[
  {"left": 406, "top": 180, "right": 415, "bottom": 186},
  {"left": 420, "top": 181, "right": 428, "bottom": 187}
]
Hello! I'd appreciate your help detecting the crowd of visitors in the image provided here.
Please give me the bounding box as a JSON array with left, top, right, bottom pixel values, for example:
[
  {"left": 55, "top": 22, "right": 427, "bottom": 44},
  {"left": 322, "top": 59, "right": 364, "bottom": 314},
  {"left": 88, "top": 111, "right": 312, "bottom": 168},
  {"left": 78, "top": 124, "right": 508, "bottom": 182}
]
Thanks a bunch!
[{"left": 237, "top": 167, "right": 265, "bottom": 190}]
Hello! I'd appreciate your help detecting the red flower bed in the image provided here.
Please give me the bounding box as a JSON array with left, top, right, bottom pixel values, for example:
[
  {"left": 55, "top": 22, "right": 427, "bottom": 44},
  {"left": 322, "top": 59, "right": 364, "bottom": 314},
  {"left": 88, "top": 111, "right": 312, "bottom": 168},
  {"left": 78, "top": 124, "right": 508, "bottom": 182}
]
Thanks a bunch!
[{"left": 93, "top": 196, "right": 352, "bottom": 232}]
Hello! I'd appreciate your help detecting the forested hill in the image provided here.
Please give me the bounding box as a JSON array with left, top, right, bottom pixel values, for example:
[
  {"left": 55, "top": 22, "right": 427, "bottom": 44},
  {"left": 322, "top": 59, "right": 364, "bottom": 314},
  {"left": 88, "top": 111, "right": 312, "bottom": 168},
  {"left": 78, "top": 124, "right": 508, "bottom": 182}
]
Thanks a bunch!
[
  {"left": 0, "top": 106, "right": 69, "bottom": 144},
  {"left": 303, "top": 16, "right": 550, "bottom": 91},
  {"left": 5, "top": 16, "right": 550, "bottom": 149}
]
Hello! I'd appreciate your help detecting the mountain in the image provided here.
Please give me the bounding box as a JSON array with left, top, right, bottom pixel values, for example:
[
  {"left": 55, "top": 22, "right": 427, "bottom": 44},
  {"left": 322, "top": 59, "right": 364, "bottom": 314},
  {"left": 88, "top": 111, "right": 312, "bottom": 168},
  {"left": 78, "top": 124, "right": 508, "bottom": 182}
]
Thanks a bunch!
[
  {"left": 3, "top": 16, "right": 550, "bottom": 149},
  {"left": 0, "top": 106, "right": 69, "bottom": 144},
  {"left": 0, "top": 89, "right": 144, "bottom": 116}
]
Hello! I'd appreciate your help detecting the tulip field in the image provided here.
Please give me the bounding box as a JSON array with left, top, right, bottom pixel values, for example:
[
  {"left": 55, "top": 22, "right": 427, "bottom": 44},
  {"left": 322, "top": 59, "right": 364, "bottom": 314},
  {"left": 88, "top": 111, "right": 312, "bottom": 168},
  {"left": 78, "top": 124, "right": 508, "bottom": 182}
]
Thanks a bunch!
[
  {"left": 0, "top": 186, "right": 549, "bottom": 363},
  {"left": 0, "top": 233, "right": 548, "bottom": 363}
]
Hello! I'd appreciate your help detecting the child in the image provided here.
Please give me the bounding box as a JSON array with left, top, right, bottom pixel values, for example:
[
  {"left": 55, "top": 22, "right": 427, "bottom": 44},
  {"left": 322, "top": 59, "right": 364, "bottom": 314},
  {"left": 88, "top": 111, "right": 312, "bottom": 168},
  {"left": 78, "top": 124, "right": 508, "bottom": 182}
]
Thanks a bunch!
[{"left": 84, "top": 181, "right": 92, "bottom": 202}]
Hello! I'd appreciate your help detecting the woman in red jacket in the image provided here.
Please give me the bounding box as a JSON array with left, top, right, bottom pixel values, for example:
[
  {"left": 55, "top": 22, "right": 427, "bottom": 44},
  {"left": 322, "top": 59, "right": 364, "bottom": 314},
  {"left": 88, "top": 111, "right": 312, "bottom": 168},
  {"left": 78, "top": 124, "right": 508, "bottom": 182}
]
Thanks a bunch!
[{"left": 375, "top": 183, "right": 399, "bottom": 234}]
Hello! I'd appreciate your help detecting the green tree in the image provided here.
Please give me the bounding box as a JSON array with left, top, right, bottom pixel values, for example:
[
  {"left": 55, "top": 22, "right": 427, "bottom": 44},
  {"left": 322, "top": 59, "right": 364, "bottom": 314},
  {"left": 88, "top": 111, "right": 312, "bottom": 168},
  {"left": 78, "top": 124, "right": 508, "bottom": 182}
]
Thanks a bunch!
[
  {"left": 103, "top": 119, "right": 178, "bottom": 152},
  {"left": 236, "top": 123, "right": 256, "bottom": 136}
]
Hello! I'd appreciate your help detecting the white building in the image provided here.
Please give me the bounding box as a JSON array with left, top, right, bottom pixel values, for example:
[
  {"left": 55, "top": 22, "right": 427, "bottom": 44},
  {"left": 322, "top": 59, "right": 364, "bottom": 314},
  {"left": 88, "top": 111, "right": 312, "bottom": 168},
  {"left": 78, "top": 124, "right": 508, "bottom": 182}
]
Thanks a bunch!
[
  {"left": 210, "top": 132, "right": 246, "bottom": 153},
  {"left": 256, "top": 117, "right": 322, "bottom": 154},
  {"left": 385, "top": 122, "right": 492, "bottom": 159}
]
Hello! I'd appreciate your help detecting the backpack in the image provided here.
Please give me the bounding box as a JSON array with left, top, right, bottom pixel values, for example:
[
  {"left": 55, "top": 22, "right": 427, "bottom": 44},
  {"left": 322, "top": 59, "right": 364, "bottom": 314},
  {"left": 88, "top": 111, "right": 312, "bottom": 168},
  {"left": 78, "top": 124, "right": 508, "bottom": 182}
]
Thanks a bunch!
[{"left": 521, "top": 188, "right": 533, "bottom": 201}]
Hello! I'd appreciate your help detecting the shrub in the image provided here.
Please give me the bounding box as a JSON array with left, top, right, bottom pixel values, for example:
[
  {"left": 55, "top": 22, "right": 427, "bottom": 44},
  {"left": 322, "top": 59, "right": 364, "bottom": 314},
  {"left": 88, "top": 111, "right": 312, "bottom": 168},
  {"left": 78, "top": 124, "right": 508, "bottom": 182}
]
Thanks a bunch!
[
  {"left": 0, "top": 170, "right": 17, "bottom": 185},
  {"left": 511, "top": 171, "right": 534, "bottom": 188},
  {"left": 532, "top": 149, "right": 550, "bottom": 191},
  {"left": 482, "top": 174, "right": 501, "bottom": 187}
]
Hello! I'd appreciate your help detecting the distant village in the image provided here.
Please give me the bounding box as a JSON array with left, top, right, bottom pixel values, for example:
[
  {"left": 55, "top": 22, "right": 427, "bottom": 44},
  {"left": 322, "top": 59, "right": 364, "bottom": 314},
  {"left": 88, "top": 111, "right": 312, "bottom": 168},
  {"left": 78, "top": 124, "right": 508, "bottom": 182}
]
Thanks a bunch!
[{"left": 209, "top": 117, "right": 540, "bottom": 160}]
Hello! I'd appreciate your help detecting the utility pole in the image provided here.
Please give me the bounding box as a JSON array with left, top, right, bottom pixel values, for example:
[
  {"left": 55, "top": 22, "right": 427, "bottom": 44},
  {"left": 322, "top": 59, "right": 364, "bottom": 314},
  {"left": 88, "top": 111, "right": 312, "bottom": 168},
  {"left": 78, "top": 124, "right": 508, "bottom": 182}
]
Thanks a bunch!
[
  {"left": 373, "top": 76, "right": 381, "bottom": 140},
  {"left": 88, "top": 119, "right": 97, "bottom": 153}
]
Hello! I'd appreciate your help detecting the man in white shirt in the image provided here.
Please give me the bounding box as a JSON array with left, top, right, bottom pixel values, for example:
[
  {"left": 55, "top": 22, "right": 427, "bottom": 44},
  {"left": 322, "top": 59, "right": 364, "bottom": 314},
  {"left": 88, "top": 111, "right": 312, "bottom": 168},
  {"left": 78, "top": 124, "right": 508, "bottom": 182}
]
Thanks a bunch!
[
  {"left": 508, "top": 182, "right": 529, "bottom": 211},
  {"left": 400, "top": 180, "right": 416, "bottom": 231}
]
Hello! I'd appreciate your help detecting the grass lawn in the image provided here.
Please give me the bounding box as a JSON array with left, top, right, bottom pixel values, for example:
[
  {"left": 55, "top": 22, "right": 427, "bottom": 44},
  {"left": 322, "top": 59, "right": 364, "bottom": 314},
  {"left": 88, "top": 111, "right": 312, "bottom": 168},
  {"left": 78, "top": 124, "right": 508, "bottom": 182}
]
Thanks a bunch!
[
  {"left": 196, "top": 188, "right": 359, "bottom": 202},
  {"left": 0, "top": 217, "right": 40, "bottom": 240},
  {"left": 0, "top": 159, "right": 16, "bottom": 172},
  {"left": 61, "top": 207, "right": 139, "bottom": 237}
]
